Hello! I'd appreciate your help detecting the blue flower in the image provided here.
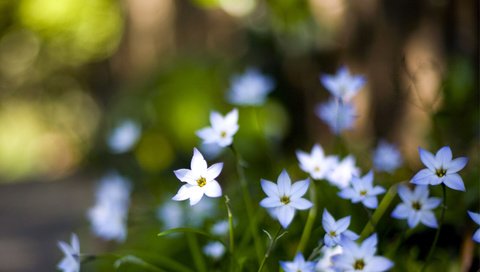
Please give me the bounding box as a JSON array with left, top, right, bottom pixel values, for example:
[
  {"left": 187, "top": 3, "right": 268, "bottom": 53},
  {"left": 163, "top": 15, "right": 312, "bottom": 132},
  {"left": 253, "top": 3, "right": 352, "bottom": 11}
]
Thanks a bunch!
[
  {"left": 322, "top": 209, "right": 358, "bottom": 247},
  {"left": 57, "top": 233, "right": 80, "bottom": 272},
  {"left": 280, "top": 253, "right": 316, "bottom": 272},
  {"left": 331, "top": 233, "right": 393, "bottom": 272},
  {"left": 338, "top": 171, "right": 385, "bottom": 209},
  {"left": 326, "top": 155, "right": 360, "bottom": 189},
  {"left": 296, "top": 144, "right": 338, "bottom": 180},
  {"left": 227, "top": 68, "right": 274, "bottom": 106},
  {"left": 373, "top": 141, "right": 402, "bottom": 173},
  {"left": 107, "top": 120, "right": 141, "bottom": 153},
  {"left": 391, "top": 185, "right": 441, "bottom": 228},
  {"left": 315, "top": 98, "right": 356, "bottom": 135},
  {"left": 315, "top": 245, "right": 343, "bottom": 272},
  {"left": 411, "top": 146, "right": 468, "bottom": 191},
  {"left": 467, "top": 211, "right": 480, "bottom": 243},
  {"left": 320, "top": 66, "right": 366, "bottom": 102},
  {"left": 260, "top": 170, "right": 313, "bottom": 229},
  {"left": 203, "top": 242, "right": 226, "bottom": 260}
]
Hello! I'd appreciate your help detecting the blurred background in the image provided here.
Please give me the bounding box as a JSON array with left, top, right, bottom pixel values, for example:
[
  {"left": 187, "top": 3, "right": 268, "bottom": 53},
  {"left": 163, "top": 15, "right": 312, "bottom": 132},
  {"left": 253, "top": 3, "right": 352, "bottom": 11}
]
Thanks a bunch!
[{"left": 0, "top": 0, "right": 477, "bottom": 271}]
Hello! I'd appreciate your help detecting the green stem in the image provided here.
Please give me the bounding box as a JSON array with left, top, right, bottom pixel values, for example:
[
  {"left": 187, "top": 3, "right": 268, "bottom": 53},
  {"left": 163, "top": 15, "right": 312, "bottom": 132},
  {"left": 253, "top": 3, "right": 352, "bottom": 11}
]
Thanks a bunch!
[
  {"left": 363, "top": 205, "right": 376, "bottom": 230},
  {"left": 307, "top": 241, "right": 324, "bottom": 261},
  {"left": 421, "top": 184, "right": 446, "bottom": 272},
  {"left": 230, "top": 145, "right": 264, "bottom": 264},
  {"left": 257, "top": 226, "right": 283, "bottom": 272},
  {"left": 224, "top": 195, "right": 235, "bottom": 255},
  {"left": 360, "top": 184, "right": 398, "bottom": 239},
  {"left": 296, "top": 181, "right": 317, "bottom": 253},
  {"left": 186, "top": 233, "right": 206, "bottom": 272}
]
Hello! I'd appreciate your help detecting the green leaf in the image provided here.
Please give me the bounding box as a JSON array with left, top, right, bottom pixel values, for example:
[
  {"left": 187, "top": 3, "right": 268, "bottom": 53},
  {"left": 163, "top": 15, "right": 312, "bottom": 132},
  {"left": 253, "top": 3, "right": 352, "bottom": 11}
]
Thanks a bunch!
[
  {"left": 157, "top": 227, "right": 226, "bottom": 246},
  {"left": 114, "top": 255, "right": 165, "bottom": 272}
]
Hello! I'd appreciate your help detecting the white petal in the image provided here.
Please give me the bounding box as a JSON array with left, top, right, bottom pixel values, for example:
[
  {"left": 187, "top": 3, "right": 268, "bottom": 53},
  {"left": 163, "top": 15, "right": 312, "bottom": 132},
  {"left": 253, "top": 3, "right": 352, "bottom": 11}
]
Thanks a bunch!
[
  {"left": 413, "top": 185, "right": 429, "bottom": 200},
  {"left": 70, "top": 233, "right": 79, "bottom": 253},
  {"left": 172, "top": 184, "right": 193, "bottom": 201},
  {"left": 322, "top": 209, "right": 336, "bottom": 231},
  {"left": 191, "top": 148, "right": 207, "bottom": 172},
  {"left": 290, "top": 179, "right": 310, "bottom": 200},
  {"left": 261, "top": 179, "right": 278, "bottom": 197},
  {"left": 311, "top": 144, "right": 325, "bottom": 159},
  {"left": 360, "top": 233, "right": 378, "bottom": 254},
  {"left": 196, "top": 127, "right": 216, "bottom": 143},
  {"left": 362, "top": 197, "right": 378, "bottom": 209},
  {"left": 397, "top": 185, "right": 413, "bottom": 203},
  {"left": 290, "top": 198, "right": 312, "bottom": 210},
  {"left": 225, "top": 108, "right": 239, "bottom": 126},
  {"left": 259, "top": 197, "right": 281, "bottom": 208},
  {"left": 419, "top": 147, "right": 437, "bottom": 170},
  {"left": 210, "top": 111, "right": 224, "bottom": 130},
  {"left": 447, "top": 157, "right": 468, "bottom": 173},
  {"left": 338, "top": 188, "right": 356, "bottom": 200},
  {"left": 206, "top": 163, "right": 223, "bottom": 181},
  {"left": 423, "top": 197, "right": 441, "bottom": 209},
  {"left": 411, "top": 169, "right": 435, "bottom": 185},
  {"left": 324, "top": 234, "right": 335, "bottom": 247},
  {"left": 58, "top": 241, "right": 73, "bottom": 256},
  {"left": 443, "top": 173, "right": 466, "bottom": 191},
  {"left": 407, "top": 212, "right": 421, "bottom": 228},
  {"left": 277, "top": 205, "right": 295, "bottom": 229},
  {"left": 435, "top": 146, "right": 452, "bottom": 166},
  {"left": 336, "top": 216, "right": 351, "bottom": 233},
  {"left": 391, "top": 204, "right": 410, "bottom": 219},
  {"left": 174, "top": 169, "right": 193, "bottom": 183},
  {"left": 204, "top": 180, "right": 222, "bottom": 197},
  {"left": 420, "top": 211, "right": 438, "bottom": 228},
  {"left": 189, "top": 189, "right": 205, "bottom": 206},
  {"left": 365, "top": 256, "right": 394, "bottom": 272},
  {"left": 277, "top": 170, "right": 291, "bottom": 196},
  {"left": 370, "top": 186, "right": 386, "bottom": 196}
]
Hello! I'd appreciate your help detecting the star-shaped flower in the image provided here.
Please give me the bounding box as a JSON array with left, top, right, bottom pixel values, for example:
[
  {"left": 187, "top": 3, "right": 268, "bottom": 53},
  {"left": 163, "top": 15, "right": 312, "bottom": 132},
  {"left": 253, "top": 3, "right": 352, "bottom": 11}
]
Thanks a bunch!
[
  {"left": 331, "top": 233, "right": 393, "bottom": 272},
  {"left": 338, "top": 171, "right": 385, "bottom": 209},
  {"left": 57, "top": 233, "right": 80, "bottom": 272},
  {"left": 315, "top": 98, "right": 356, "bottom": 135},
  {"left": 467, "top": 211, "right": 480, "bottom": 243},
  {"left": 322, "top": 209, "right": 358, "bottom": 247},
  {"left": 320, "top": 66, "right": 366, "bottom": 102},
  {"left": 227, "top": 68, "right": 274, "bottom": 106},
  {"left": 315, "top": 245, "right": 343, "bottom": 272},
  {"left": 326, "top": 155, "right": 360, "bottom": 189},
  {"left": 196, "top": 109, "right": 239, "bottom": 148},
  {"left": 391, "top": 185, "right": 441, "bottom": 228},
  {"left": 411, "top": 146, "right": 468, "bottom": 191},
  {"left": 173, "top": 148, "right": 223, "bottom": 205},
  {"left": 260, "top": 170, "right": 313, "bottom": 228},
  {"left": 296, "top": 144, "right": 338, "bottom": 180},
  {"left": 373, "top": 141, "right": 402, "bottom": 173},
  {"left": 280, "top": 253, "right": 316, "bottom": 272}
]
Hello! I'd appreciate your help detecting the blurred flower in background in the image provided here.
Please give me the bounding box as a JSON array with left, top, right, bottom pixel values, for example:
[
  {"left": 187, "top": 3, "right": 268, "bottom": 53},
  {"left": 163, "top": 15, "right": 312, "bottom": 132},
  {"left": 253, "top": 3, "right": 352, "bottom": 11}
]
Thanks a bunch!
[
  {"left": 372, "top": 141, "right": 402, "bottom": 173},
  {"left": 203, "top": 241, "right": 226, "bottom": 260},
  {"left": 57, "top": 233, "right": 80, "bottom": 272},
  {"left": 316, "top": 99, "right": 357, "bottom": 135},
  {"left": 227, "top": 68, "right": 274, "bottom": 106},
  {"left": 326, "top": 155, "right": 360, "bottom": 189},
  {"left": 320, "top": 66, "right": 366, "bottom": 102},
  {"left": 108, "top": 120, "right": 141, "bottom": 154}
]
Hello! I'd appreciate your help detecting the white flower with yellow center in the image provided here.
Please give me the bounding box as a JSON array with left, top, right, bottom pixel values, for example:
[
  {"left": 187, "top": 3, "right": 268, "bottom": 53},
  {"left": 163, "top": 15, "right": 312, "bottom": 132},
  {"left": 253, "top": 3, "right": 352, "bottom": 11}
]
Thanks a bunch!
[
  {"left": 196, "top": 109, "right": 239, "bottom": 147},
  {"left": 173, "top": 148, "right": 223, "bottom": 205}
]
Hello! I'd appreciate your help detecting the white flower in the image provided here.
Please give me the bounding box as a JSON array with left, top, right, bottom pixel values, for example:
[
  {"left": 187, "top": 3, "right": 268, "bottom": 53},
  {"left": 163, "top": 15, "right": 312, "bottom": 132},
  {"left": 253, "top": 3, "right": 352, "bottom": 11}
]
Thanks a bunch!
[
  {"left": 173, "top": 148, "right": 223, "bottom": 205},
  {"left": 326, "top": 155, "right": 360, "bottom": 189},
  {"left": 411, "top": 146, "right": 468, "bottom": 191},
  {"left": 322, "top": 209, "right": 358, "bottom": 247},
  {"left": 391, "top": 185, "right": 441, "bottom": 228},
  {"left": 196, "top": 109, "right": 239, "bottom": 147},
  {"left": 87, "top": 173, "right": 131, "bottom": 242},
  {"left": 296, "top": 144, "right": 338, "bottom": 180},
  {"left": 203, "top": 242, "right": 226, "bottom": 260},
  {"left": 156, "top": 201, "right": 184, "bottom": 230},
  {"left": 315, "top": 246, "right": 343, "bottom": 272},
  {"left": 108, "top": 120, "right": 141, "bottom": 153},
  {"left": 280, "top": 253, "right": 316, "bottom": 272},
  {"left": 260, "top": 170, "right": 313, "bottom": 229},
  {"left": 320, "top": 66, "right": 366, "bottom": 102},
  {"left": 316, "top": 99, "right": 357, "bottom": 135},
  {"left": 373, "top": 141, "right": 402, "bottom": 173},
  {"left": 57, "top": 233, "right": 80, "bottom": 272},
  {"left": 338, "top": 171, "right": 385, "bottom": 209},
  {"left": 331, "top": 233, "right": 393, "bottom": 272},
  {"left": 467, "top": 211, "right": 480, "bottom": 243},
  {"left": 211, "top": 220, "right": 230, "bottom": 236},
  {"left": 227, "top": 68, "right": 274, "bottom": 106}
]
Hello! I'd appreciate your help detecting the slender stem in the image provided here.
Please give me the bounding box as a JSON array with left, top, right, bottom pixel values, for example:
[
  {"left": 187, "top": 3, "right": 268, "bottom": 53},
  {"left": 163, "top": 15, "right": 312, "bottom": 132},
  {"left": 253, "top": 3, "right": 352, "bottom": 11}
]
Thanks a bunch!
[
  {"left": 224, "top": 195, "right": 235, "bottom": 254},
  {"left": 230, "top": 145, "right": 264, "bottom": 263},
  {"left": 186, "top": 233, "right": 206, "bottom": 272},
  {"left": 307, "top": 241, "right": 324, "bottom": 261},
  {"left": 362, "top": 205, "right": 376, "bottom": 230},
  {"left": 296, "top": 181, "right": 317, "bottom": 253},
  {"left": 421, "top": 184, "right": 446, "bottom": 272},
  {"left": 258, "top": 226, "right": 283, "bottom": 272}
]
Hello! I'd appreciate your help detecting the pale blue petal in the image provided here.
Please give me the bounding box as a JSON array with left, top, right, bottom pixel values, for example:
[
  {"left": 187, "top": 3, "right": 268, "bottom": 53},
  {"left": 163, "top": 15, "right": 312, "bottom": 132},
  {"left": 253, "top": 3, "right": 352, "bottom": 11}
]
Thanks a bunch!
[
  {"left": 70, "top": 233, "right": 79, "bottom": 253},
  {"left": 420, "top": 211, "right": 438, "bottom": 228},
  {"left": 362, "top": 197, "right": 378, "bottom": 209},
  {"left": 468, "top": 211, "right": 480, "bottom": 225},
  {"left": 397, "top": 185, "right": 412, "bottom": 203},
  {"left": 391, "top": 204, "right": 410, "bottom": 219},
  {"left": 413, "top": 185, "right": 429, "bottom": 200},
  {"left": 360, "top": 233, "right": 377, "bottom": 256},
  {"left": 324, "top": 234, "right": 335, "bottom": 247},
  {"left": 290, "top": 198, "right": 312, "bottom": 210},
  {"left": 277, "top": 170, "right": 291, "bottom": 196},
  {"left": 473, "top": 229, "right": 480, "bottom": 243},
  {"left": 336, "top": 216, "right": 351, "bottom": 233},
  {"left": 342, "top": 230, "right": 359, "bottom": 241},
  {"left": 447, "top": 157, "right": 468, "bottom": 174},
  {"left": 419, "top": 147, "right": 436, "bottom": 170},
  {"left": 277, "top": 205, "right": 295, "bottom": 229},
  {"left": 423, "top": 198, "right": 441, "bottom": 209},
  {"left": 365, "top": 256, "right": 394, "bottom": 272},
  {"left": 435, "top": 146, "right": 452, "bottom": 166},
  {"left": 363, "top": 170, "right": 374, "bottom": 186},
  {"left": 322, "top": 209, "right": 336, "bottom": 231},
  {"left": 407, "top": 212, "right": 421, "bottom": 228},
  {"left": 411, "top": 169, "right": 435, "bottom": 185},
  {"left": 443, "top": 173, "right": 466, "bottom": 191},
  {"left": 290, "top": 179, "right": 310, "bottom": 200},
  {"left": 261, "top": 179, "right": 278, "bottom": 197},
  {"left": 338, "top": 188, "right": 356, "bottom": 200},
  {"left": 259, "top": 197, "right": 281, "bottom": 208},
  {"left": 370, "top": 186, "right": 386, "bottom": 196}
]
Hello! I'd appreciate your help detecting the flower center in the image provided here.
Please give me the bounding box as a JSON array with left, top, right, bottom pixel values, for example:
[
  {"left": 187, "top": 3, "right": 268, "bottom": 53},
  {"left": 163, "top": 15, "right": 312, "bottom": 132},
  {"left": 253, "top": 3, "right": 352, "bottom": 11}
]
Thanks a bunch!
[
  {"left": 435, "top": 168, "right": 446, "bottom": 177},
  {"left": 197, "top": 177, "right": 207, "bottom": 187},
  {"left": 359, "top": 190, "right": 367, "bottom": 196},
  {"left": 329, "top": 231, "right": 337, "bottom": 237},
  {"left": 314, "top": 166, "right": 320, "bottom": 172},
  {"left": 412, "top": 201, "right": 422, "bottom": 211},
  {"left": 280, "top": 195, "right": 290, "bottom": 205},
  {"left": 354, "top": 259, "right": 365, "bottom": 270},
  {"left": 220, "top": 131, "right": 227, "bottom": 138}
]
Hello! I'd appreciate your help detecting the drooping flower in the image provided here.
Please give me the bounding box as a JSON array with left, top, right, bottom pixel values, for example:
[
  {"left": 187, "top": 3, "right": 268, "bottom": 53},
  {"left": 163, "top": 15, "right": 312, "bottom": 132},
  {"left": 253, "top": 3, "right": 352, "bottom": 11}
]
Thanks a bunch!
[
  {"left": 203, "top": 241, "right": 226, "bottom": 260},
  {"left": 196, "top": 109, "right": 239, "bottom": 148},
  {"left": 57, "top": 233, "right": 80, "bottom": 272},
  {"left": 315, "top": 245, "right": 343, "bottom": 272},
  {"left": 338, "top": 171, "right": 385, "bottom": 209},
  {"left": 331, "top": 233, "right": 393, "bottom": 272},
  {"left": 173, "top": 148, "right": 223, "bottom": 205},
  {"left": 227, "top": 68, "right": 274, "bottom": 106},
  {"left": 315, "top": 98, "right": 356, "bottom": 135},
  {"left": 280, "top": 253, "right": 316, "bottom": 272},
  {"left": 296, "top": 144, "right": 338, "bottom": 180},
  {"left": 87, "top": 173, "right": 131, "bottom": 242},
  {"left": 391, "top": 185, "right": 441, "bottom": 228},
  {"left": 411, "top": 146, "right": 468, "bottom": 191},
  {"left": 467, "top": 211, "right": 480, "bottom": 243},
  {"left": 326, "top": 155, "right": 360, "bottom": 189},
  {"left": 260, "top": 170, "right": 313, "bottom": 228},
  {"left": 108, "top": 120, "right": 141, "bottom": 153},
  {"left": 322, "top": 209, "right": 358, "bottom": 247},
  {"left": 373, "top": 141, "right": 403, "bottom": 173},
  {"left": 320, "top": 66, "right": 366, "bottom": 102}
]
